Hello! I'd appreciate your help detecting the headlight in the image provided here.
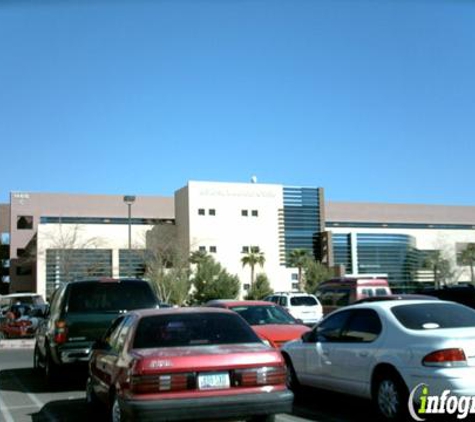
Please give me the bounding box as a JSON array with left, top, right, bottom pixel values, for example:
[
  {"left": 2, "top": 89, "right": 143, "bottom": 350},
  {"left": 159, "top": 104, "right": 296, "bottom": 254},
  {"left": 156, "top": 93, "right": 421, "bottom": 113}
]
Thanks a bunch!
[{"left": 261, "top": 339, "right": 272, "bottom": 347}]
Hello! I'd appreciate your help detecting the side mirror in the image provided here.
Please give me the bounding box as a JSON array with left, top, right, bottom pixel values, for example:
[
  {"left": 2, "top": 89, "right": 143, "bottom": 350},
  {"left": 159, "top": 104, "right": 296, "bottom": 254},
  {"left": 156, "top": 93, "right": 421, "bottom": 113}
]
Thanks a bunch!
[{"left": 301, "top": 331, "right": 312, "bottom": 342}]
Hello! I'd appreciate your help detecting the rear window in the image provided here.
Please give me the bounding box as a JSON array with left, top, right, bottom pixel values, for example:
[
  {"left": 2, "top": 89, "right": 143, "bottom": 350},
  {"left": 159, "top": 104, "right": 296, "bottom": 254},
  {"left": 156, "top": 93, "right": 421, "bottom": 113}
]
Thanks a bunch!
[
  {"left": 290, "top": 296, "right": 318, "bottom": 306},
  {"left": 67, "top": 281, "right": 157, "bottom": 313},
  {"left": 392, "top": 303, "right": 475, "bottom": 330},
  {"left": 134, "top": 312, "right": 261, "bottom": 348},
  {"left": 230, "top": 305, "right": 297, "bottom": 325}
]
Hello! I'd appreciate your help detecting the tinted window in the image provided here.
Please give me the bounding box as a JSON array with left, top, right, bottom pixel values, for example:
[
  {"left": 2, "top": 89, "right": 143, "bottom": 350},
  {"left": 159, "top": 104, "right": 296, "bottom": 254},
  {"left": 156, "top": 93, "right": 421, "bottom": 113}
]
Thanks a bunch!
[
  {"left": 342, "top": 309, "right": 382, "bottom": 342},
  {"left": 134, "top": 313, "right": 261, "bottom": 348},
  {"left": 230, "top": 305, "right": 297, "bottom": 325},
  {"left": 392, "top": 303, "right": 475, "bottom": 330},
  {"left": 290, "top": 296, "right": 318, "bottom": 306},
  {"left": 67, "top": 281, "right": 157, "bottom": 313},
  {"left": 316, "top": 310, "right": 352, "bottom": 342}
]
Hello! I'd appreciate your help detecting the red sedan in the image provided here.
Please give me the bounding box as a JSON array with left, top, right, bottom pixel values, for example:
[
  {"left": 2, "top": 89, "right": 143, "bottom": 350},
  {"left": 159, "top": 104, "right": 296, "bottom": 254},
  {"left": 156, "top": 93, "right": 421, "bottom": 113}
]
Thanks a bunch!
[
  {"left": 87, "top": 307, "right": 293, "bottom": 422},
  {"left": 206, "top": 300, "right": 310, "bottom": 349}
]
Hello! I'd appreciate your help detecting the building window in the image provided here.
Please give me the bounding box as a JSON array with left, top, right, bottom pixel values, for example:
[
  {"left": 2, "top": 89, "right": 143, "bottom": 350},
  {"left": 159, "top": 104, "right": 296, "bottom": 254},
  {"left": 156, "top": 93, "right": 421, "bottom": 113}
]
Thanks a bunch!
[
  {"left": 291, "top": 273, "right": 298, "bottom": 281},
  {"left": 198, "top": 209, "right": 205, "bottom": 216},
  {"left": 16, "top": 264, "right": 32, "bottom": 276},
  {"left": 252, "top": 210, "right": 258, "bottom": 217},
  {"left": 241, "top": 210, "right": 248, "bottom": 217},
  {"left": 251, "top": 246, "right": 260, "bottom": 253},
  {"left": 209, "top": 209, "right": 216, "bottom": 216},
  {"left": 17, "top": 216, "right": 33, "bottom": 230},
  {"left": 242, "top": 246, "right": 249, "bottom": 253},
  {"left": 16, "top": 248, "right": 26, "bottom": 258},
  {"left": 244, "top": 284, "right": 250, "bottom": 291},
  {"left": 292, "top": 282, "right": 299, "bottom": 290},
  {"left": 199, "top": 246, "right": 206, "bottom": 252},
  {"left": 210, "top": 246, "right": 217, "bottom": 253}
]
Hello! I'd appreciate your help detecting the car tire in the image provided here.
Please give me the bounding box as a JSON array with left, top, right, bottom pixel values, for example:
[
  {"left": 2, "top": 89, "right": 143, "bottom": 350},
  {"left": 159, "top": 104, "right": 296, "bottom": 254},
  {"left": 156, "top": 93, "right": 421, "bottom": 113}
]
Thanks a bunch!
[
  {"left": 86, "top": 377, "right": 100, "bottom": 409},
  {"left": 111, "top": 393, "right": 126, "bottom": 422},
  {"left": 33, "top": 344, "right": 41, "bottom": 371},
  {"left": 44, "top": 347, "right": 60, "bottom": 388},
  {"left": 284, "top": 356, "right": 301, "bottom": 392},
  {"left": 373, "top": 370, "right": 409, "bottom": 420}
]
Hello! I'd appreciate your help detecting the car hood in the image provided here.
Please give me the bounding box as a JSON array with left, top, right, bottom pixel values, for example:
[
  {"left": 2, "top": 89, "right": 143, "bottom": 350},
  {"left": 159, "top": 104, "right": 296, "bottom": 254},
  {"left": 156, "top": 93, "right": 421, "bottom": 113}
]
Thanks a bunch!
[{"left": 252, "top": 324, "right": 310, "bottom": 343}]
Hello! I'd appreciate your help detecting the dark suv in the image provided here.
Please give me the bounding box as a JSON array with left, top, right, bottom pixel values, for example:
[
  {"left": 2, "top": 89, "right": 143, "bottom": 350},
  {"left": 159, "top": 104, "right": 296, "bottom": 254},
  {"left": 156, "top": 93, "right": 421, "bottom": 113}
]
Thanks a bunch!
[{"left": 34, "top": 278, "right": 159, "bottom": 386}]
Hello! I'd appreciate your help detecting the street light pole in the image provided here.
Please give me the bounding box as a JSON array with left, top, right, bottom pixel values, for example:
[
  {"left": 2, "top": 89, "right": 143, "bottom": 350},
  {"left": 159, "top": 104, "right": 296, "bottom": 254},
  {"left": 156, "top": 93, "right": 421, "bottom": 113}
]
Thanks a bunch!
[{"left": 123, "top": 195, "right": 136, "bottom": 278}]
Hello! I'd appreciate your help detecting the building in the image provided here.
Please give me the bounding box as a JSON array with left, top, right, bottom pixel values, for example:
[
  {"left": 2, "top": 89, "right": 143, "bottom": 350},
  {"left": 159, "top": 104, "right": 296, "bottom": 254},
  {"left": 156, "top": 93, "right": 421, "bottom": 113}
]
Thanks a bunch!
[{"left": 1, "top": 180, "right": 474, "bottom": 299}]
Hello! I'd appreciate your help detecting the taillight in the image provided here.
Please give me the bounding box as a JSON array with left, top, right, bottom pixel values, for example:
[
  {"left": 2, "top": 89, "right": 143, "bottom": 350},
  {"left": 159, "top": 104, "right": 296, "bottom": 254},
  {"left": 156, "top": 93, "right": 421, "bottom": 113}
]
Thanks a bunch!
[
  {"left": 131, "top": 373, "right": 192, "bottom": 394},
  {"left": 423, "top": 348, "right": 467, "bottom": 367},
  {"left": 234, "top": 366, "right": 286, "bottom": 387},
  {"left": 54, "top": 320, "right": 68, "bottom": 344}
]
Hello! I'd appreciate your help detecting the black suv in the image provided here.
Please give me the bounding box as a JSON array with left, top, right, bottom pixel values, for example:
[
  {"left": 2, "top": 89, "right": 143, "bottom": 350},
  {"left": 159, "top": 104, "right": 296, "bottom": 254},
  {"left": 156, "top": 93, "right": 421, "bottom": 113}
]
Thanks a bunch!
[
  {"left": 420, "top": 284, "right": 475, "bottom": 309},
  {"left": 34, "top": 278, "right": 159, "bottom": 386}
]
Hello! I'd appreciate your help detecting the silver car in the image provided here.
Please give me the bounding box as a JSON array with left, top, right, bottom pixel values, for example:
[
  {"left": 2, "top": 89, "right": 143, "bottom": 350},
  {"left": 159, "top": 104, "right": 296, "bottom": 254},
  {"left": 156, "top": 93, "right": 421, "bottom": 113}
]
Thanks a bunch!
[{"left": 281, "top": 299, "right": 475, "bottom": 420}]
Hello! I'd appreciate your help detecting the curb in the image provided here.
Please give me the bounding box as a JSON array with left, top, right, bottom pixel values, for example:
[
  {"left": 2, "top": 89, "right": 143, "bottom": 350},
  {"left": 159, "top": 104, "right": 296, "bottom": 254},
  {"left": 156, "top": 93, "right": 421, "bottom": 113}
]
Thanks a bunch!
[{"left": 0, "top": 339, "right": 35, "bottom": 349}]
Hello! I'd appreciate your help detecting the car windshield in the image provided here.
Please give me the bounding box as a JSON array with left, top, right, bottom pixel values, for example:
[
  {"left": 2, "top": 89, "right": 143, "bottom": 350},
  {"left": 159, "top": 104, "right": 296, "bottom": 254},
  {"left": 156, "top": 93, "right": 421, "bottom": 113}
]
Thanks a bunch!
[
  {"left": 230, "top": 305, "right": 297, "bottom": 325},
  {"left": 290, "top": 296, "right": 318, "bottom": 306},
  {"left": 133, "top": 313, "right": 261, "bottom": 348},
  {"left": 391, "top": 303, "right": 475, "bottom": 330},
  {"left": 67, "top": 282, "right": 157, "bottom": 313}
]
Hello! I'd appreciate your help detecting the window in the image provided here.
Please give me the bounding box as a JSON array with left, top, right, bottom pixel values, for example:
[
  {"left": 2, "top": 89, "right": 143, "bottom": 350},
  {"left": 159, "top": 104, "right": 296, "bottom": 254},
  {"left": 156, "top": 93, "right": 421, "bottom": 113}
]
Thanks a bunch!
[
  {"left": 198, "top": 209, "right": 205, "bottom": 216},
  {"left": 209, "top": 246, "right": 217, "bottom": 253},
  {"left": 291, "top": 273, "right": 298, "bottom": 281},
  {"left": 242, "top": 246, "right": 249, "bottom": 253},
  {"left": 199, "top": 246, "right": 206, "bottom": 252},
  {"left": 241, "top": 210, "right": 248, "bottom": 217},
  {"left": 208, "top": 209, "right": 216, "bottom": 216},
  {"left": 16, "top": 248, "right": 26, "bottom": 258},
  {"left": 341, "top": 309, "right": 382, "bottom": 342},
  {"left": 16, "top": 264, "right": 32, "bottom": 276},
  {"left": 17, "top": 216, "right": 33, "bottom": 230},
  {"left": 292, "top": 283, "right": 299, "bottom": 290},
  {"left": 251, "top": 246, "right": 260, "bottom": 253},
  {"left": 316, "top": 310, "right": 352, "bottom": 342},
  {"left": 251, "top": 210, "right": 258, "bottom": 217},
  {"left": 244, "top": 284, "right": 250, "bottom": 290}
]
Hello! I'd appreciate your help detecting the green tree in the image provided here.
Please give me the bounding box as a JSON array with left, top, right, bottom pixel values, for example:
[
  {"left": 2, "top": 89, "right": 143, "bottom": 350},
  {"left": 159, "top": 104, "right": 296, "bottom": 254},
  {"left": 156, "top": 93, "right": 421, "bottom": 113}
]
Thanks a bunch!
[
  {"left": 245, "top": 273, "right": 273, "bottom": 300},
  {"left": 145, "top": 223, "right": 191, "bottom": 305},
  {"left": 424, "top": 250, "right": 455, "bottom": 289},
  {"left": 288, "top": 248, "right": 311, "bottom": 291},
  {"left": 191, "top": 253, "right": 240, "bottom": 304},
  {"left": 460, "top": 244, "right": 475, "bottom": 283},
  {"left": 304, "top": 259, "right": 334, "bottom": 294},
  {"left": 241, "top": 249, "right": 265, "bottom": 286}
]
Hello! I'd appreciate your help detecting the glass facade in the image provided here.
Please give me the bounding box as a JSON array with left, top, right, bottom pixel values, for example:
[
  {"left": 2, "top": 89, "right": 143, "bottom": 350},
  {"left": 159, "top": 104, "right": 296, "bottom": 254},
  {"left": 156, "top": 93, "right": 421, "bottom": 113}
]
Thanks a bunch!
[
  {"left": 332, "top": 233, "right": 353, "bottom": 273},
  {"left": 332, "top": 233, "right": 420, "bottom": 290},
  {"left": 45, "top": 249, "right": 112, "bottom": 297},
  {"left": 282, "top": 187, "right": 323, "bottom": 264},
  {"left": 119, "top": 249, "right": 147, "bottom": 278}
]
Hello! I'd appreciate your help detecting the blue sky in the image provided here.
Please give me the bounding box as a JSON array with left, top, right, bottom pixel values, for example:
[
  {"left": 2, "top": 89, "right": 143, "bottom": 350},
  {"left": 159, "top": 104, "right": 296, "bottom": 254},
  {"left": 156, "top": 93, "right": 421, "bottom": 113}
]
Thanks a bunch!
[{"left": 1, "top": 0, "right": 475, "bottom": 205}]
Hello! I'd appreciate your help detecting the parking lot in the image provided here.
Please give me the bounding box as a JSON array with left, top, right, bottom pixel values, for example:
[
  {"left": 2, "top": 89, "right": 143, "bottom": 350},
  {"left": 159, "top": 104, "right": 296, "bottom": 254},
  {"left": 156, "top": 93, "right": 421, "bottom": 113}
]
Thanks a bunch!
[{"left": 0, "top": 344, "right": 380, "bottom": 422}]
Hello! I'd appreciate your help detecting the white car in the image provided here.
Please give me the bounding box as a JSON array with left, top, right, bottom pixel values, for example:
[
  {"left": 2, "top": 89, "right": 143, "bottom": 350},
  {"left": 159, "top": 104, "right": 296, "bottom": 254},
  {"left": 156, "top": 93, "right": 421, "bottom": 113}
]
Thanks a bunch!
[
  {"left": 264, "top": 292, "right": 323, "bottom": 325},
  {"left": 281, "top": 299, "right": 475, "bottom": 420}
]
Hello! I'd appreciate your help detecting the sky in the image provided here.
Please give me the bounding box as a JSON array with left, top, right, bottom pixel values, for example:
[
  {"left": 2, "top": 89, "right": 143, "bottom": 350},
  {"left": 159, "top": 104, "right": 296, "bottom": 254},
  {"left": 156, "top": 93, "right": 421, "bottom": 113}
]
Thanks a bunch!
[{"left": 1, "top": 0, "right": 475, "bottom": 206}]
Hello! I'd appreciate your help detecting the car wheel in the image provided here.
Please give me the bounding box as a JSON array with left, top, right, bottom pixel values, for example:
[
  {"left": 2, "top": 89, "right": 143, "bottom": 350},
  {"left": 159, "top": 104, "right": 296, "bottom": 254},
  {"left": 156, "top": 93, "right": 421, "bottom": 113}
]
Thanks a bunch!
[
  {"left": 33, "top": 344, "right": 41, "bottom": 371},
  {"left": 44, "top": 348, "right": 59, "bottom": 388},
  {"left": 284, "top": 356, "right": 300, "bottom": 392},
  {"left": 373, "top": 371, "right": 409, "bottom": 420},
  {"left": 111, "top": 394, "right": 124, "bottom": 422},
  {"left": 86, "top": 377, "right": 100, "bottom": 408}
]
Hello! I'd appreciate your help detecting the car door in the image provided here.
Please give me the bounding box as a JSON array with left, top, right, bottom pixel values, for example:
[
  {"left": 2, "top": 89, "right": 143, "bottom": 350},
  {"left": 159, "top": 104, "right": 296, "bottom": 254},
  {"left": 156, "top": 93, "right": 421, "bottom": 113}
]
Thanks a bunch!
[
  {"left": 322, "top": 308, "right": 382, "bottom": 397},
  {"left": 91, "top": 315, "right": 133, "bottom": 400},
  {"left": 290, "top": 310, "right": 351, "bottom": 389}
]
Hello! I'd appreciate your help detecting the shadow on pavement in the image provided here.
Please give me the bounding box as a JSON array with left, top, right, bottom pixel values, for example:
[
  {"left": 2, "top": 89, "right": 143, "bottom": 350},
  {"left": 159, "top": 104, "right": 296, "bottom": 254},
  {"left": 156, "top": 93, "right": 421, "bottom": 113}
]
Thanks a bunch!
[
  {"left": 31, "top": 398, "right": 106, "bottom": 422},
  {"left": 0, "top": 367, "right": 87, "bottom": 394}
]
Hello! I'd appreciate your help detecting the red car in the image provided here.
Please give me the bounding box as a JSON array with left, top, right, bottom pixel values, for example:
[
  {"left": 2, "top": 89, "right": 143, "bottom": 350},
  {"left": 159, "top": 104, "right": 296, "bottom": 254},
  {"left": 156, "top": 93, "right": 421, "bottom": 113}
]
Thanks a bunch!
[
  {"left": 206, "top": 300, "right": 310, "bottom": 349},
  {"left": 87, "top": 307, "right": 293, "bottom": 422}
]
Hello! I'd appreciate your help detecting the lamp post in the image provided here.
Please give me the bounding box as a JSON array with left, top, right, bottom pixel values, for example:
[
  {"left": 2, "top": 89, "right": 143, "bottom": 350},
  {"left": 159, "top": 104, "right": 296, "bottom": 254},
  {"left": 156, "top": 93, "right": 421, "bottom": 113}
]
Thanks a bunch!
[{"left": 123, "top": 195, "right": 136, "bottom": 277}]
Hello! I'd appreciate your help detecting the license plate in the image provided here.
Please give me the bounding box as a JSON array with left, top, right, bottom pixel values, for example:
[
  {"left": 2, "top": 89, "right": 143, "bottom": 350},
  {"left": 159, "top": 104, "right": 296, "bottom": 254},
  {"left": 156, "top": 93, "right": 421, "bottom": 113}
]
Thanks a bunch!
[{"left": 198, "top": 372, "right": 230, "bottom": 390}]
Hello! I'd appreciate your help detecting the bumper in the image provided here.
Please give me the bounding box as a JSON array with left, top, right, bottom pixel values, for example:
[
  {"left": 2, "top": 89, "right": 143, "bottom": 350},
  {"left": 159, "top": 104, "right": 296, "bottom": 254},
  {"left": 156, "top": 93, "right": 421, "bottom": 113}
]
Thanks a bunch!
[{"left": 120, "top": 389, "right": 294, "bottom": 422}]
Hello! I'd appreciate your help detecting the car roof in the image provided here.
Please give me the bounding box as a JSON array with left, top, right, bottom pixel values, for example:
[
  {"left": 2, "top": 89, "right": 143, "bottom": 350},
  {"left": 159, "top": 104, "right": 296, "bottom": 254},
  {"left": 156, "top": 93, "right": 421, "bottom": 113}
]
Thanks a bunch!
[
  {"left": 347, "top": 298, "right": 456, "bottom": 311},
  {"left": 130, "top": 306, "right": 237, "bottom": 318},
  {"left": 70, "top": 277, "right": 148, "bottom": 283},
  {"left": 271, "top": 292, "right": 316, "bottom": 297},
  {"left": 206, "top": 300, "right": 275, "bottom": 307},
  {"left": 1, "top": 293, "right": 42, "bottom": 298},
  {"left": 353, "top": 294, "right": 439, "bottom": 304}
]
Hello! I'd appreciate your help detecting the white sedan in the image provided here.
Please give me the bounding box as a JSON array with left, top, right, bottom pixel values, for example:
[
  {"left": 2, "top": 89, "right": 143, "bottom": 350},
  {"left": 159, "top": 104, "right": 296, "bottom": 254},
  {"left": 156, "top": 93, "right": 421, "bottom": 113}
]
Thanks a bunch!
[{"left": 281, "top": 299, "right": 475, "bottom": 420}]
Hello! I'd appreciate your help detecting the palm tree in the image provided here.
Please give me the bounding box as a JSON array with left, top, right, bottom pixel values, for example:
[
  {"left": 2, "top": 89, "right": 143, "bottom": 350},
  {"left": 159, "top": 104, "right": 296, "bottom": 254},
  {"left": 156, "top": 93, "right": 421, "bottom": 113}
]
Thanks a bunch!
[
  {"left": 241, "top": 250, "right": 265, "bottom": 286},
  {"left": 288, "top": 249, "right": 310, "bottom": 291},
  {"left": 460, "top": 244, "right": 475, "bottom": 283}
]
